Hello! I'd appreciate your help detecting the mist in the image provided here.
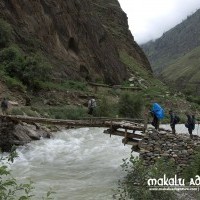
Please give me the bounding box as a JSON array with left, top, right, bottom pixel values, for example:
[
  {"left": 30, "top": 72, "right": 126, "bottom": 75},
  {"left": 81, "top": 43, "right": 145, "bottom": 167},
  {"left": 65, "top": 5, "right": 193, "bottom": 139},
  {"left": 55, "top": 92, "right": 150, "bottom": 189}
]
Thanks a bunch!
[{"left": 118, "top": 0, "right": 200, "bottom": 44}]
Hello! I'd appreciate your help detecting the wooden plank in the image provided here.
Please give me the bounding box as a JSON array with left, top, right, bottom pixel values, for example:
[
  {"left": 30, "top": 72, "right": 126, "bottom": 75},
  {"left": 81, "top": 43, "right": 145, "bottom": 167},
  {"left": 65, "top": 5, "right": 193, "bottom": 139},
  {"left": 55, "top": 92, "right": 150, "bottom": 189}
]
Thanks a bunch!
[
  {"left": 124, "top": 129, "right": 128, "bottom": 145},
  {"left": 81, "top": 117, "right": 144, "bottom": 123},
  {"left": 88, "top": 82, "right": 142, "bottom": 91},
  {"left": 104, "top": 129, "right": 143, "bottom": 139},
  {"left": 2, "top": 115, "right": 145, "bottom": 130},
  {"left": 88, "top": 82, "right": 112, "bottom": 88},
  {"left": 105, "top": 121, "right": 144, "bottom": 131},
  {"left": 4, "top": 115, "right": 109, "bottom": 127},
  {"left": 122, "top": 138, "right": 140, "bottom": 148},
  {"left": 119, "top": 86, "right": 142, "bottom": 91}
]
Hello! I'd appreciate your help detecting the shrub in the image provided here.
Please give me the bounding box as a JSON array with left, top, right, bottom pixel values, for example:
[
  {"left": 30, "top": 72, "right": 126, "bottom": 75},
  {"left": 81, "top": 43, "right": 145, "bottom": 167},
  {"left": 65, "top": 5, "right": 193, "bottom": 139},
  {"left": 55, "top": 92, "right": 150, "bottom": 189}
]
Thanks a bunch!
[
  {"left": 182, "top": 150, "right": 200, "bottom": 182},
  {"left": 36, "top": 80, "right": 88, "bottom": 92},
  {"left": 114, "top": 156, "right": 177, "bottom": 200},
  {"left": 4, "top": 76, "right": 26, "bottom": 92},
  {"left": 35, "top": 106, "right": 88, "bottom": 120},
  {"left": 118, "top": 92, "right": 143, "bottom": 118},
  {"left": 0, "top": 19, "right": 12, "bottom": 48},
  {"left": 0, "top": 47, "right": 52, "bottom": 91},
  {"left": 0, "top": 46, "right": 21, "bottom": 63},
  {"left": 21, "top": 54, "right": 52, "bottom": 87},
  {"left": 10, "top": 107, "right": 24, "bottom": 116}
]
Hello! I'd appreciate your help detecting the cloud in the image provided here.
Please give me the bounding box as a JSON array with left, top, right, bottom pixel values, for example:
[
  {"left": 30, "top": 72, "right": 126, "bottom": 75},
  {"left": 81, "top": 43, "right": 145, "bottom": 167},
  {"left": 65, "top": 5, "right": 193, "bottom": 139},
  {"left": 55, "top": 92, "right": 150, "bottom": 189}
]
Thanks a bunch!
[{"left": 119, "top": 0, "right": 200, "bottom": 44}]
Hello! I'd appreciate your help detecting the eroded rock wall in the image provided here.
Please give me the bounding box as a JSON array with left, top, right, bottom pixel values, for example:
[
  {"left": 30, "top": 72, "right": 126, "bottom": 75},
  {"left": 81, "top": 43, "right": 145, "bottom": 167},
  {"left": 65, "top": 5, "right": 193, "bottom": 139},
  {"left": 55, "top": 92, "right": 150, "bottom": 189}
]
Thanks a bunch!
[{"left": 0, "top": 0, "right": 151, "bottom": 84}]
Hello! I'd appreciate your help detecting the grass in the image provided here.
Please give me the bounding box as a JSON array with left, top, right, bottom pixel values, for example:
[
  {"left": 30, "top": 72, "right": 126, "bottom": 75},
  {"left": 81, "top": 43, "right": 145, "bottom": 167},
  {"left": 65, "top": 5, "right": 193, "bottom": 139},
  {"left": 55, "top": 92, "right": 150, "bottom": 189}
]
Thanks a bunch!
[
  {"left": 119, "top": 50, "right": 152, "bottom": 81},
  {"left": 162, "top": 45, "right": 200, "bottom": 94},
  {"left": 31, "top": 105, "right": 89, "bottom": 120},
  {"left": 39, "top": 80, "right": 88, "bottom": 92},
  {"left": 11, "top": 105, "right": 89, "bottom": 120}
]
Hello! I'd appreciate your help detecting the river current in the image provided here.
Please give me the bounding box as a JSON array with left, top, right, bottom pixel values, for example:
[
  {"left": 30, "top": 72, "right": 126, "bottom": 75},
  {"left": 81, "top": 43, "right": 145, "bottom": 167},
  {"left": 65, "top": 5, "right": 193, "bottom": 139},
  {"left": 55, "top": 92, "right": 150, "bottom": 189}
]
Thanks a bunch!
[
  {"left": 10, "top": 127, "right": 135, "bottom": 200},
  {"left": 9, "top": 124, "right": 200, "bottom": 199}
]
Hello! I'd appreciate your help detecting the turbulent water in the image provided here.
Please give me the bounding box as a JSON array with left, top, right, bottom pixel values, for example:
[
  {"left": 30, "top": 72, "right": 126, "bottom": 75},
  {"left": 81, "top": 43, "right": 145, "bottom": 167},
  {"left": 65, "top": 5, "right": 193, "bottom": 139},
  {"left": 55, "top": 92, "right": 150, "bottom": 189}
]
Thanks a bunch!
[
  {"left": 10, "top": 128, "right": 136, "bottom": 200},
  {"left": 8, "top": 124, "right": 200, "bottom": 200}
]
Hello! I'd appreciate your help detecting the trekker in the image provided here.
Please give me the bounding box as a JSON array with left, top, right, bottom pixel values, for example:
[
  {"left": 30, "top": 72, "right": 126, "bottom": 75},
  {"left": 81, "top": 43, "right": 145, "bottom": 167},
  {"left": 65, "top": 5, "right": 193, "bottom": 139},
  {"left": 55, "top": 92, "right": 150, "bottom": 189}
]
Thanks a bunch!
[
  {"left": 169, "top": 110, "right": 180, "bottom": 134},
  {"left": 150, "top": 110, "right": 159, "bottom": 130},
  {"left": 150, "top": 103, "right": 164, "bottom": 130},
  {"left": 88, "top": 98, "right": 96, "bottom": 115},
  {"left": 1, "top": 98, "right": 8, "bottom": 115},
  {"left": 185, "top": 112, "right": 195, "bottom": 138}
]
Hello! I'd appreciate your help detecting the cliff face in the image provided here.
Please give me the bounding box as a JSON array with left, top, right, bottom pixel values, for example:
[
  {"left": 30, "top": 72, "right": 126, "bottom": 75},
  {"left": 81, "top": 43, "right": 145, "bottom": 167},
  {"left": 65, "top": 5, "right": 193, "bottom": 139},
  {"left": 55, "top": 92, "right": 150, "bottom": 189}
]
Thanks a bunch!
[{"left": 0, "top": 0, "right": 151, "bottom": 85}]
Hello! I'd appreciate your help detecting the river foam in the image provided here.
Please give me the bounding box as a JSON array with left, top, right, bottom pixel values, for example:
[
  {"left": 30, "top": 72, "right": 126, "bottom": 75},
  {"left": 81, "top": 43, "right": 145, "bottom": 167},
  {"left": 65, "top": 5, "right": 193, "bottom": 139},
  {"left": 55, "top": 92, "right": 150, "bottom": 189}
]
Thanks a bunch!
[{"left": 10, "top": 127, "right": 135, "bottom": 200}]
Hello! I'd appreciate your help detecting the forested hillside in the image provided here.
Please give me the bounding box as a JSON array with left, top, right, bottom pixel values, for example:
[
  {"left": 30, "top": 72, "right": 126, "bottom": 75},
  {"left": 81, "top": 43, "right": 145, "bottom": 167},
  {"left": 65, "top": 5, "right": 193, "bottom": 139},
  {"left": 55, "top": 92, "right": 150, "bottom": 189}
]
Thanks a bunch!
[
  {"left": 142, "top": 9, "right": 200, "bottom": 74},
  {"left": 142, "top": 9, "right": 200, "bottom": 97}
]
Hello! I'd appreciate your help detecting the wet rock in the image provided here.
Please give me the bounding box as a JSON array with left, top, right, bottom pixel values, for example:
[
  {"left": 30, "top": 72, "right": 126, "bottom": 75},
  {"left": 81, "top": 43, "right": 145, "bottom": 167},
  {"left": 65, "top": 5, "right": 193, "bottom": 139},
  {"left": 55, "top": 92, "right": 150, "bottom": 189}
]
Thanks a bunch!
[{"left": 0, "top": 116, "right": 52, "bottom": 152}]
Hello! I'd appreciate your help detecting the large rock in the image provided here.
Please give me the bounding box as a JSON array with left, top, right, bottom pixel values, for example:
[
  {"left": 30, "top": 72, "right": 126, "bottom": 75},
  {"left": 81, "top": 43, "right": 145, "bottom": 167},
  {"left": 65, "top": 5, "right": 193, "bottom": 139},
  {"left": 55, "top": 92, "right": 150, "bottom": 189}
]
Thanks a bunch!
[{"left": 0, "top": 116, "right": 51, "bottom": 152}]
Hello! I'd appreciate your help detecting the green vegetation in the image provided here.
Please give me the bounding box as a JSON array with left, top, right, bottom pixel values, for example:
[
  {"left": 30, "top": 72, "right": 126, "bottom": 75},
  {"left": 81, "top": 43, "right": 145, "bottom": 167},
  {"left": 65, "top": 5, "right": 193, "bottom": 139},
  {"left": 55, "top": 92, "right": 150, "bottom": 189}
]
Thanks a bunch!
[
  {"left": 38, "top": 80, "right": 88, "bottom": 92},
  {"left": 0, "top": 18, "right": 88, "bottom": 94},
  {"left": 116, "top": 153, "right": 200, "bottom": 200},
  {"left": 0, "top": 148, "right": 55, "bottom": 199},
  {"left": 94, "top": 96, "right": 118, "bottom": 117},
  {"left": 161, "top": 45, "right": 200, "bottom": 98},
  {"left": 0, "top": 19, "right": 12, "bottom": 48},
  {"left": 183, "top": 150, "right": 200, "bottom": 182},
  {"left": 0, "top": 45, "right": 52, "bottom": 91},
  {"left": 120, "top": 50, "right": 151, "bottom": 82},
  {"left": 43, "top": 106, "right": 88, "bottom": 120},
  {"left": 11, "top": 105, "right": 89, "bottom": 120},
  {"left": 142, "top": 9, "right": 200, "bottom": 97},
  {"left": 115, "top": 156, "right": 177, "bottom": 200},
  {"left": 118, "top": 92, "right": 143, "bottom": 118},
  {"left": 10, "top": 93, "right": 145, "bottom": 120}
]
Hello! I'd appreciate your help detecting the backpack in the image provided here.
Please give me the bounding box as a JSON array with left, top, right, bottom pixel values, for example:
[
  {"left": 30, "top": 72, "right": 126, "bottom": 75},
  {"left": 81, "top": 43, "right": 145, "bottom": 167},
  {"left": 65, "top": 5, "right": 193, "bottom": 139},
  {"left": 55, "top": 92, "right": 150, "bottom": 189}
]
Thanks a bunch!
[
  {"left": 174, "top": 115, "right": 180, "bottom": 124},
  {"left": 152, "top": 103, "right": 164, "bottom": 119},
  {"left": 88, "top": 99, "right": 96, "bottom": 108},
  {"left": 1, "top": 100, "right": 8, "bottom": 108}
]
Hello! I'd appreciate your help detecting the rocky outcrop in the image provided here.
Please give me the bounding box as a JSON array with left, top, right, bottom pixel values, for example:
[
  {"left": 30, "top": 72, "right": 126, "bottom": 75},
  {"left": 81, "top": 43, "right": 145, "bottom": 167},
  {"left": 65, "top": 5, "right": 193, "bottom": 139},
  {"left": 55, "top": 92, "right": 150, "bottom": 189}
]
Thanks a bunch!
[
  {"left": 0, "top": 0, "right": 151, "bottom": 85},
  {"left": 140, "top": 128, "right": 200, "bottom": 174},
  {"left": 0, "top": 116, "right": 51, "bottom": 152}
]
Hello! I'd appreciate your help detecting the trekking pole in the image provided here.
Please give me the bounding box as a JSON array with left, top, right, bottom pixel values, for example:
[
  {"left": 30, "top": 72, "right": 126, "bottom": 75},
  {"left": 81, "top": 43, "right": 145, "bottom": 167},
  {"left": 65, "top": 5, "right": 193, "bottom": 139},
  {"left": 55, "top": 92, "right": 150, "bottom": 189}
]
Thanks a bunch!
[{"left": 197, "top": 122, "right": 199, "bottom": 136}]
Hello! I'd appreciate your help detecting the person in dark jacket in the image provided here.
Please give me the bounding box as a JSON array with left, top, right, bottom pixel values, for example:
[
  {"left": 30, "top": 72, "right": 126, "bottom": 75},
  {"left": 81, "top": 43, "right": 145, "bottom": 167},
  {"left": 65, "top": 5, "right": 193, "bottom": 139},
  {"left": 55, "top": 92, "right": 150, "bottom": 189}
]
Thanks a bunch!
[
  {"left": 150, "top": 110, "right": 159, "bottom": 130},
  {"left": 169, "top": 110, "right": 176, "bottom": 134},
  {"left": 88, "top": 98, "right": 96, "bottom": 115},
  {"left": 1, "top": 97, "right": 8, "bottom": 115},
  {"left": 185, "top": 112, "right": 195, "bottom": 138}
]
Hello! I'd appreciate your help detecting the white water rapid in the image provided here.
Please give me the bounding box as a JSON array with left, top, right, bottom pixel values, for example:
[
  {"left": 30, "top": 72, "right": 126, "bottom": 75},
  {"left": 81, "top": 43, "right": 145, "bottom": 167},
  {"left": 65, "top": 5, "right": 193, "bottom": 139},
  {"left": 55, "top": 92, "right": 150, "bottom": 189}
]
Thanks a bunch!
[
  {"left": 9, "top": 124, "right": 200, "bottom": 199},
  {"left": 10, "top": 127, "right": 136, "bottom": 200}
]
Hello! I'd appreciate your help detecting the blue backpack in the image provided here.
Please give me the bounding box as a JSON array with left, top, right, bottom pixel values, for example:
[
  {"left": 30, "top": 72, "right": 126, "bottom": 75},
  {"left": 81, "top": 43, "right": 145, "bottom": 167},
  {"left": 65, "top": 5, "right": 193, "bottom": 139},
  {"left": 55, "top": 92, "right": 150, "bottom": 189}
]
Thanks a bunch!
[{"left": 152, "top": 103, "right": 164, "bottom": 119}]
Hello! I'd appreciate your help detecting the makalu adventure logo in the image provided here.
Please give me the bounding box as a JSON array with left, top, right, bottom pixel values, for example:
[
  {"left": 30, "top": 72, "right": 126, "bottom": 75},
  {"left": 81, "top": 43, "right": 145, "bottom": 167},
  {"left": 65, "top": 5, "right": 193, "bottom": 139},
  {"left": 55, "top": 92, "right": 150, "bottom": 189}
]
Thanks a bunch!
[{"left": 147, "top": 174, "right": 200, "bottom": 191}]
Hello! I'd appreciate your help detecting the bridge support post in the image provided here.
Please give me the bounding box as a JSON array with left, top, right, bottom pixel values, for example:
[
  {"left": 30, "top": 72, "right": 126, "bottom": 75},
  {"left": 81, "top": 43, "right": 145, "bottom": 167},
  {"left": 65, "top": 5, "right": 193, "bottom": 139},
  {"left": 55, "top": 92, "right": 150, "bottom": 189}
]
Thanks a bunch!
[{"left": 124, "top": 129, "right": 128, "bottom": 145}]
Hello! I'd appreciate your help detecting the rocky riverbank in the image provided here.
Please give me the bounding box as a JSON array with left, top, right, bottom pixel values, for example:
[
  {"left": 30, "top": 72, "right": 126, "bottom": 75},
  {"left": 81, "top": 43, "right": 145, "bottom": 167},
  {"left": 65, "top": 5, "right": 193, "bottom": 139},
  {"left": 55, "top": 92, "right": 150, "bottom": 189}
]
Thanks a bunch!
[
  {"left": 140, "top": 128, "right": 200, "bottom": 174},
  {"left": 0, "top": 116, "right": 52, "bottom": 152}
]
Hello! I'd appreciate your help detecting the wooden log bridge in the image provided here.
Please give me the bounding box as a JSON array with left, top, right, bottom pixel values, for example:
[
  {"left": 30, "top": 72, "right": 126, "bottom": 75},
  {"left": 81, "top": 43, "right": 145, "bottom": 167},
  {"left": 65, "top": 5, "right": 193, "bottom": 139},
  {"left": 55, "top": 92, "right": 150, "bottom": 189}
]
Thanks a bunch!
[
  {"left": 2, "top": 115, "right": 145, "bottom": 149},
  {"left": 103, "top": 121, "right": 144, "bottom": 150}
]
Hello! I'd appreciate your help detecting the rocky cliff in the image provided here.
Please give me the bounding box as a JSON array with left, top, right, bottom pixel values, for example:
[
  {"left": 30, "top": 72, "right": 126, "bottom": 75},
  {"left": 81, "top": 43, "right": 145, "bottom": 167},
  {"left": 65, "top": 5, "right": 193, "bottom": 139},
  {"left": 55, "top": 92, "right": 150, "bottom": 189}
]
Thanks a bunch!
[{"left": 0, "top": 0, "right": 151, "bottom": 85}]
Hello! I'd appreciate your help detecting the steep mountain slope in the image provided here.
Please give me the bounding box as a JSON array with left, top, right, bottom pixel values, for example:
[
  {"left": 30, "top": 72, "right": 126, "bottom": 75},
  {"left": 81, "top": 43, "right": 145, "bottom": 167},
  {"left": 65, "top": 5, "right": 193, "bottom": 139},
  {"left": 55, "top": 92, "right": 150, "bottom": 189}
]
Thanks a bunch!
[
  {"left": 1, "top": 0, "right": 194, "bottom": 118},
  {"left": 160, "top": 46, "right": 200, "bottom": 94},
  {"left": 0, "top": 0, "right": 150, "bottom": 88},
  {"left": 142, "top": 9, "right": 200, "bottom": 74}
]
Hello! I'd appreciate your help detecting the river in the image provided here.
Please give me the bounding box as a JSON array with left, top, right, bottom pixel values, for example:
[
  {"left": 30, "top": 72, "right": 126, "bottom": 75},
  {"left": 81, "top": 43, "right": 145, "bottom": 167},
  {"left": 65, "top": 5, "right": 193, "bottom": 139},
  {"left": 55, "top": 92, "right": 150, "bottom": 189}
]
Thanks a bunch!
[
  {"left": 8, "top": 124, "right": 200, "bottom": 199},
  {"left": 10, "top": 127, "right": 136, "bottom": 200}
]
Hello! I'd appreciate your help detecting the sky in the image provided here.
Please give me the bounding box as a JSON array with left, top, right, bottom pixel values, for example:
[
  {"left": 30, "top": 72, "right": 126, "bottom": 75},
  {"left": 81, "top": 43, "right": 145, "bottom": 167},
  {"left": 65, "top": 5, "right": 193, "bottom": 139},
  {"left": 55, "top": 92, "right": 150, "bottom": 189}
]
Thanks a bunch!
[{"left": 118, "top": 0, "right": 200, "bottom": 44}]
